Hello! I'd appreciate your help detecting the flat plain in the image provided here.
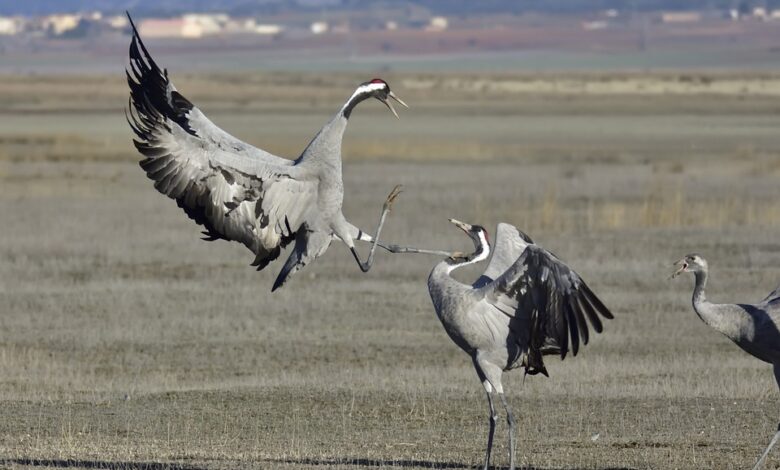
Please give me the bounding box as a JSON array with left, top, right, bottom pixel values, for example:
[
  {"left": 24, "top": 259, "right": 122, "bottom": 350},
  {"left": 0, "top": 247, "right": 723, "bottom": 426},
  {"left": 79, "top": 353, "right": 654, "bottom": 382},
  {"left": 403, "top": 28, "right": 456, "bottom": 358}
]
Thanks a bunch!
[{"left": 1, "top": 72, "right": 780, "bottom": 469}]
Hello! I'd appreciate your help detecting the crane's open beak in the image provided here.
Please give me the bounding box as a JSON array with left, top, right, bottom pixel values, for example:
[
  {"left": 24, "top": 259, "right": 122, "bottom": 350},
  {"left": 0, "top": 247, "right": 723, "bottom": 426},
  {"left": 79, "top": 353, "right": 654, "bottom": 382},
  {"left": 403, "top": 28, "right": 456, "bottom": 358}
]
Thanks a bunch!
[
  {"left": 381, "top": 91, "right": 408, "bottom": 119},
  {"left": 448, "top": 218, "right": 472, "bottom": 232},
  {"left": 670, "top": 258, "right": 688, "bottom": 279}
]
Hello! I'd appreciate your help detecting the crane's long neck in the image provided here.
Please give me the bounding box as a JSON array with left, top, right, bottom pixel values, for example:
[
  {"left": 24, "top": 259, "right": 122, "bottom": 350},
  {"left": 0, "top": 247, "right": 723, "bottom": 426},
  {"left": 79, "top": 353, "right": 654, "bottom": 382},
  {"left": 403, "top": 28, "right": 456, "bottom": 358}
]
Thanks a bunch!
[
  {"left": 429, "top": 233, "right": 490, "bottom": 287},
  {"left": 692, "top": 269, "right": 708, "bottom": 306},
  {"left": 296, "top": 86, "right": 376, "bottom": 167},
  {"left": 689, "top": 267, "right": 750, "bottom": 342},
  {"left": 691, "top": 268, "right": 722, "bottom": 330},
  {"left": 428, "top": 236, "right": 490, "bottom": 318},
  {"left": 296, "top": 116, "right": 346, "bottom": 169},
  {"left": 340, "top": 85, "right": 377, "bottom": 119}
]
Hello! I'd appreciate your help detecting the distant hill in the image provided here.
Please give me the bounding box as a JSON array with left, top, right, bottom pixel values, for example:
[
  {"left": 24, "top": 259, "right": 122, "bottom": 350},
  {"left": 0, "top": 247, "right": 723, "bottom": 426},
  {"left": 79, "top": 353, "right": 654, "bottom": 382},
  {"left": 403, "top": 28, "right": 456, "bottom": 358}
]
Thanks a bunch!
[{"left": 1, "top": 0, "right": 772, "bottom": 17}]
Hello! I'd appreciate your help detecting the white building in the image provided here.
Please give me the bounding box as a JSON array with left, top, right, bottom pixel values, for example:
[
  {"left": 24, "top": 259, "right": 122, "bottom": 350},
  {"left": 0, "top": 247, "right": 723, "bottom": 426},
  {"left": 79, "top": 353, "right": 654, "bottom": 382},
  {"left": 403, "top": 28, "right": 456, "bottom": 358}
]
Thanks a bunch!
[
  {"left": 426, "top": 16, "right": 448, "bottom": 32},
  {"left": 0, "top": 16, "right": 20, "bottom": 35},
  {"left": 660, "top": 11, "right": 701, "bottom": 23},
  {"left": 43, "top": 14, "right": 80, "bottom": 35},
  {"left": 310, "top": 21, "right": 328, "bottom": 34},
  {"left": 183, "top": 13, "right": 227, "bottom": 36},
  {"left": 106, "top": 15, "right": 129, "bottom": 29},
  {"left": 139, "top": 18, "right": 188, "bottom": 38},
  {"left": 253, "top": 24, "right": 283, "bottom": 35}
]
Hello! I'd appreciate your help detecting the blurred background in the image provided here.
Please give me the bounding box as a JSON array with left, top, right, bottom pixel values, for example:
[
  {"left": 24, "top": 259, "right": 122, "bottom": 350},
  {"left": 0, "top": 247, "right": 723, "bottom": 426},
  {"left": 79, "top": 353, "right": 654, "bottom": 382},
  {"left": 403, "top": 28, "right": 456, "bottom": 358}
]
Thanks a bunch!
[
  {"left": 2, "top": 1, "right": 780, "bottom": 469},
  {"left": 3, "top": 0, "right": 780, "bottom": 73}
]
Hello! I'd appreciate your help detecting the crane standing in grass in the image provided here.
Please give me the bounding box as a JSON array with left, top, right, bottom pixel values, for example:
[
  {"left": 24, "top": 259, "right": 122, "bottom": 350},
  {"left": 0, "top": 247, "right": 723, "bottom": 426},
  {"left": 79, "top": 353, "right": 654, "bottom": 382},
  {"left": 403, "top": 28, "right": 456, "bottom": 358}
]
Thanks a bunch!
[
  {"left": 390, "top": 220, "right": 614, "bottom": 470},
  {"left": 126, "top": 13, "right": 407, "bottom": 291},
  {"left": 672, "top": 254, "right": 780, "bottom": 470}
]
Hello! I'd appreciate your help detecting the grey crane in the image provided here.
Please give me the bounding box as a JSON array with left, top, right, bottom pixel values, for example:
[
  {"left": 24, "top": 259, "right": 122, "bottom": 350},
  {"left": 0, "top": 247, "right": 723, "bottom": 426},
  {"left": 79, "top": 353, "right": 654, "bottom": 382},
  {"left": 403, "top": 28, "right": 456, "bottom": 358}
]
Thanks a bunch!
[
  {"left": 125, "top": 14, "right": 407, "bottom": 291},
  {"left": 672, "top": 254, "right": 780, "bottom": 470},
  {"left": 398, "top": 219, "right": 614, "bottom": 470}
]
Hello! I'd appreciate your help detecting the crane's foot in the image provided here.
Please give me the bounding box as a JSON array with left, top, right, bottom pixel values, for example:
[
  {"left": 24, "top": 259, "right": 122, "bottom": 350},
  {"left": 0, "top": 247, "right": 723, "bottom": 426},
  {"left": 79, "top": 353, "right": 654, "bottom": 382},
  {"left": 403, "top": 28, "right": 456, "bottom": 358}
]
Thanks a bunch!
[{"left": 383, "top": 184, "right": 403, "bottom": 212}]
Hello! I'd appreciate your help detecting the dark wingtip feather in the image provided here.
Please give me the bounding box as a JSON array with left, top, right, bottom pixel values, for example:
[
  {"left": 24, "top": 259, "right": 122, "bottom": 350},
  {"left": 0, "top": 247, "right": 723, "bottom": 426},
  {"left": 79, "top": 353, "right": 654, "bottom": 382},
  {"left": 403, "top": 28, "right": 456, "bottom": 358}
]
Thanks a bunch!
[
  {"left": 126, "top": 14, "right": 198, "bottom": 141},
  {"left": 570, "top": 295, "right": 589, "bottom": 346},
  {"left": 583, "top": 283, "right": 614, "bottom": 320},
  {"left": 556, "top": 294, "right": 569, "bottom": 360},
  {"left": 565, "top": 300, "right": 580, "bottom": 357},
  {"left": 126, "top": 11, "right": 137, "bottom": 34},
  {"left": 577, "top": 291, "right": 604, "bottom": 333}
]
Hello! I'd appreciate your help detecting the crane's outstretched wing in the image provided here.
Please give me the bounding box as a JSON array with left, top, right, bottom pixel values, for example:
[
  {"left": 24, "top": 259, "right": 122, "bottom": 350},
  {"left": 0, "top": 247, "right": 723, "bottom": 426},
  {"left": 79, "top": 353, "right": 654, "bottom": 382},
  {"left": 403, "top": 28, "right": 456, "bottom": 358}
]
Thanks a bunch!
[
  {"left": 126, "top": 14, "right": 317, "bottom": 271},
  {"left": 473, "top": 223, "right": 534, "bottom": 288},
  {"left": 480, "top": 237, "right": 613, "bottom": 376}
]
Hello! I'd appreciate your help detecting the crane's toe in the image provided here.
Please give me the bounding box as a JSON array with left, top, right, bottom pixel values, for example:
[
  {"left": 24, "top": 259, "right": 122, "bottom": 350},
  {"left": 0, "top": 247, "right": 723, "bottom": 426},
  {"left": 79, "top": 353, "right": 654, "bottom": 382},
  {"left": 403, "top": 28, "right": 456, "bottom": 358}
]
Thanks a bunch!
[{"left": 383, "top": 184, "right": 403, "bottom": 211}]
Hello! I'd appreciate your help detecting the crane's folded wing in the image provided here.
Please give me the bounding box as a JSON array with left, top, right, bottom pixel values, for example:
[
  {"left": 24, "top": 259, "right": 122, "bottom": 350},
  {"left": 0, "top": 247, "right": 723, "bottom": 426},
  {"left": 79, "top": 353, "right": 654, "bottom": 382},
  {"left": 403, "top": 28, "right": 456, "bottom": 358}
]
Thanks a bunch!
[
  {"left": 473, "top": 223, "right": 534, "bottom": 288},
  {"left": 126, "top": 18, "right": 317, "bottom": 270}
]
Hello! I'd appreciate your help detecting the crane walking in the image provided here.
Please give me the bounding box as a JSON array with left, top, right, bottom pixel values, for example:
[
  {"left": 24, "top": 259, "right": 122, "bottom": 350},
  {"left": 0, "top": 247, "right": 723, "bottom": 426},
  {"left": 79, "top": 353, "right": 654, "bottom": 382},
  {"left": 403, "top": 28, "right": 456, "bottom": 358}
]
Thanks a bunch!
[
  {"left": 672, "top": 254, "right": 780, "bottom": 470},
  {"left": 401, "top": 219, "right": 614, "bottom": 470},
  {"left": 125, "top": 13, "right": 407, "bottom": 291}
]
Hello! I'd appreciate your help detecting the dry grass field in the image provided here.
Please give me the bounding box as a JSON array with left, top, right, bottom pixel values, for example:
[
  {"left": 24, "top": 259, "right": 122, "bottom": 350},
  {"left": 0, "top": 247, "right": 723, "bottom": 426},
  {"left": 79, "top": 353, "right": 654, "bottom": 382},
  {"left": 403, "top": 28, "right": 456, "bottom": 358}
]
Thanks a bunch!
[{"left": 1, "top": 72, "right": 780, "bottom": 469}]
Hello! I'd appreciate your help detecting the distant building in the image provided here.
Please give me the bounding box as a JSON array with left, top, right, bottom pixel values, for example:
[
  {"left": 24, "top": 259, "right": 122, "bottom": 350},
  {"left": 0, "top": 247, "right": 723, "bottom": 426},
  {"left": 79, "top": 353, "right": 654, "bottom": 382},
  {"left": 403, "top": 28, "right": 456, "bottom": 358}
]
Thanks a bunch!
[
  {"left": 138, "top": 15, "right": 228, "bottom": 39},
  {"left": 252, "top": 24, "right": 283, "bottom": 35},
  {"left": 233, "top": 19, "right": 282, "bottom": 35},
  {"left": 660, "top": 12, "right": 702, "bottom": 23},
  {"left": 582, "top": 20, "right": 608, "bottom": 30},
  {"left": 106, "top": 15, "right": 128, "bottom": 29},
  {"left": 183, "top": 13, "right": 227, "bottom": 36},
  {"left": 42, "top": 14, "right": 80, "bottom": 35},
  {"left": 426, "top": 16, "right": 448, "bottom": 31},
  {"left": 139, "top": 19, "right": 188, "bottom": 38},
  {"left": 310, "top": 21, "right": 328, "bottom": 34},
  {"left": 0, "top": 16, "right": 20, "bottom": 35},
  {"left": 181, "top": 20, "right": 204, "bottom": 38}
]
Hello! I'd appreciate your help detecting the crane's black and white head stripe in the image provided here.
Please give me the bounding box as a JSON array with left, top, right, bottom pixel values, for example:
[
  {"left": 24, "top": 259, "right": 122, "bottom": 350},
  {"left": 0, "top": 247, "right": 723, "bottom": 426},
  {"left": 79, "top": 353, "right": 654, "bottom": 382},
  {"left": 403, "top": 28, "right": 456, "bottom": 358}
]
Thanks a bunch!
[
  {"left": 447, "top": 218, "right": 490, "bottom": 266},
  {"left": 341, "top": 78, "right": 407, "bottom": 119}
]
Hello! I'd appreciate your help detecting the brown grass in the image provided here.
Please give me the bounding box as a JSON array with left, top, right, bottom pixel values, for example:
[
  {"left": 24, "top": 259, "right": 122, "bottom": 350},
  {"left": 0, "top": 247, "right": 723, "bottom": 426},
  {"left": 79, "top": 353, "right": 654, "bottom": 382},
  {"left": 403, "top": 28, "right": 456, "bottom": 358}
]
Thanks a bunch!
[{"left": 1, "top": 72, "right": 779, "bottom": 469}]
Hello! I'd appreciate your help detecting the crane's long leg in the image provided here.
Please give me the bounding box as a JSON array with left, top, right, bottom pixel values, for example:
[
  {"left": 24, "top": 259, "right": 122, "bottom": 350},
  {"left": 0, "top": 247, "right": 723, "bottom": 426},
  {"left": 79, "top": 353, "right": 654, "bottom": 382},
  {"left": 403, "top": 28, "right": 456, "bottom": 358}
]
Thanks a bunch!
[
  {"left": 499, "top": 393, "right": 516, "bottom": 470},
  {"left": 474, "top": 360, "right": 498, "bottom": 470},
  {"left": 377, "top": 243, "right": 453, "bottom": 257},
  {"left": 752, "top": 364, "right": 780, "bottom": 470},
  {"left": 752, "top": 425, "right": 780, "bottom": 470},
  {"left": 349, "top": 185, "right": 403, "bottom": 272}
]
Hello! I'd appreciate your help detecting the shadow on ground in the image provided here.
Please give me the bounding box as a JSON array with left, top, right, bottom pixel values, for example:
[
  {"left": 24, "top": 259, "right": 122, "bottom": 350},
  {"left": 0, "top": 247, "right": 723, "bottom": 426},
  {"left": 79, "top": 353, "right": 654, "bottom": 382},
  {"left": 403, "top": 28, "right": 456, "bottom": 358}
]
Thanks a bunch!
[
  {"left": 269, "top": 457, "right": 637, "bottom": 470},
  {"left": 0, "top": 458, "right": 207, "bottom": 470}
]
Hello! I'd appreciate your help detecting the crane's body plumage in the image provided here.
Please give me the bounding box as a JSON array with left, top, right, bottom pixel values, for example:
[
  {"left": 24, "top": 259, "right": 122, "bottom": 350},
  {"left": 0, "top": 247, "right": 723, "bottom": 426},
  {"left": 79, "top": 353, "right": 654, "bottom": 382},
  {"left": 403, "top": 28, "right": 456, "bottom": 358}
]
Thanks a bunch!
[
  {"left": 674, "top": 254, "right": 780, "bottom": 469},
  {"left": 425, "top": 220, "right": 613, "bottom": 470},
  {"left": 125, "top": 15, "right": 405, "bottom": 290}
]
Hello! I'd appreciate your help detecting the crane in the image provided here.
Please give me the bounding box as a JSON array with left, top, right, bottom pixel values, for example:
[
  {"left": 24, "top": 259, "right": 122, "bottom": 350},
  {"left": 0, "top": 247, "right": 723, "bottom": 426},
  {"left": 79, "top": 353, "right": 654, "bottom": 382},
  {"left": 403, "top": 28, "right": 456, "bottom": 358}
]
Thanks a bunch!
[
  {"left": 125, "top": 13, "right": 407, "bottom": 291},
  {"left": 672, "top": 253, "right": 780, "bottom": 470},
  {"left": 404, "top": 219, "right": 614, "bottom": 470}
]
